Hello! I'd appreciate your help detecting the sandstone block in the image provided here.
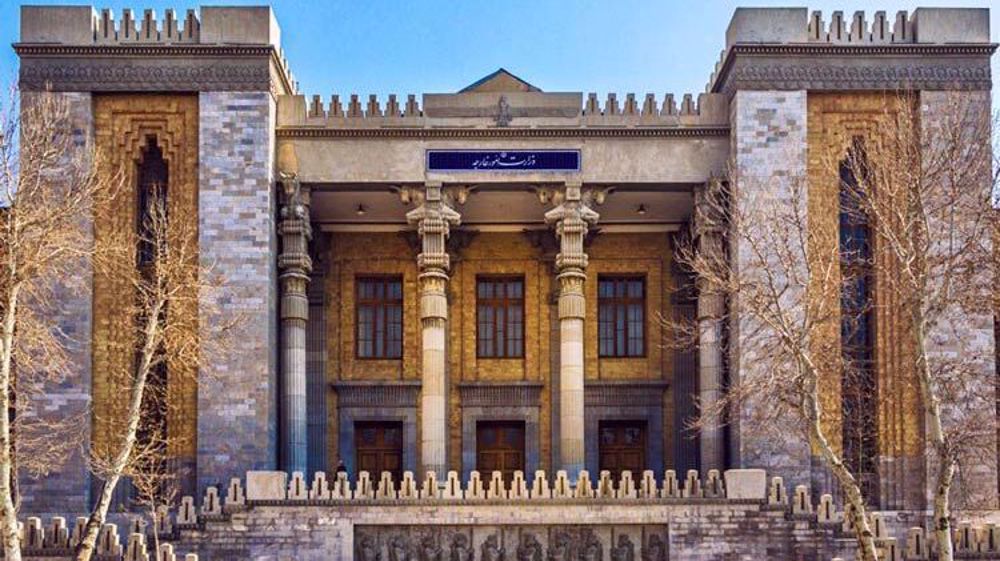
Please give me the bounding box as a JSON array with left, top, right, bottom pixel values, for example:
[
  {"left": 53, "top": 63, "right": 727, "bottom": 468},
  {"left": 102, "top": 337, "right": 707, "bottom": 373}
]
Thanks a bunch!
[
  {"left": 723, "top": 469, "right": 767, "bottom": 500},
  {"left": 246, "top": 471, "right": 288, "bottom": 501}
]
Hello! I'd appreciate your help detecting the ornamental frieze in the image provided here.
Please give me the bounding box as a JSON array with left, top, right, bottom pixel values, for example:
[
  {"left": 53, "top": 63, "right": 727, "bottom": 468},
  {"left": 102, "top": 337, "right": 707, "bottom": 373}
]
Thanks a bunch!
[
  {"left": 711, "top": 45, "right": 995, "bottom": 96},
  {"left": 19, "top": 57, "right": 273, "bottom": 92}
]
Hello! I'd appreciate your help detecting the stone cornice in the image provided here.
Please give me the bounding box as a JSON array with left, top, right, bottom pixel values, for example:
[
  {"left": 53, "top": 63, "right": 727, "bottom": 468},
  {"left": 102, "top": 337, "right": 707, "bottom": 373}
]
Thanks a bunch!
[
  {"left": 13, "top": 43, "right": 275, "bottom": 57},
  {"left": 711, "top": 42, "right": 997, "bottom": 96},
  {"left": 276, "top": 127, "right": 730, "bottom": 139},
  {"left": 14, "top": 43, "right": 295, "bottom": 94}
]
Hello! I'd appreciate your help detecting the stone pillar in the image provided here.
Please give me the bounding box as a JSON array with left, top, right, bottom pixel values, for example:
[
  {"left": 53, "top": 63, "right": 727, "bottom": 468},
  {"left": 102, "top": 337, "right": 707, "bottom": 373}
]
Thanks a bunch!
[
  {"left": 277, "top": 168, "right": 312, "bottom": 474},
  {"left": 544, "top": 183, "right": 599, "bottom": 476},
  {"left": 694, "top": 179, "right": 726, "bottom": 471},
  {"left": 406, "top": 183, "right": 460, "bottom": 476},
  {"left": 729, "top": 90, "right": 812, "bottom": 491}
]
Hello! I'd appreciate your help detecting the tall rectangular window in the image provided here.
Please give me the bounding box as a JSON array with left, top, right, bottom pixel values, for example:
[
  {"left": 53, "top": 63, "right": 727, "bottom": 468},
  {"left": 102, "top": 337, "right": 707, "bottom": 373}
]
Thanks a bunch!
[
  {"left": 598, "top": 276, "right": 646, "bottom": 357},
  {"left": 839, "top": 137, "right": 878, "bottom": 502},
  {"left": 356, "top": 276, "right": 403, "bottom": 359},
  {"left": 476, "top": 276, "right": 524, "bottom": 358}
]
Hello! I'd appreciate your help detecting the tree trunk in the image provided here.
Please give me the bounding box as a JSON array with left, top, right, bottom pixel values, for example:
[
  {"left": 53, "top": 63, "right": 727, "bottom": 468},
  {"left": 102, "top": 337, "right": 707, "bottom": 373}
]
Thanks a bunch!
[
  {"left": 0, "top": 287, "right": 22, "bottom": 561},
  {"left": 913, "top": 315, "right": 955, "bottom": 561},
  {"left": 804, "top": 381, "right": 880, "bottom": 561},
  {"left": 75, "top": 302, "right": 160, "bottom": 561}
]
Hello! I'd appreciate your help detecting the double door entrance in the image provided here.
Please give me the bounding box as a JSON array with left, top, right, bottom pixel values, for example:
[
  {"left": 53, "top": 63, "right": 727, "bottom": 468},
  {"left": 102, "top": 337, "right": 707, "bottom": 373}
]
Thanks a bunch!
[
  {"left": 354, "top": 419, "right": 648, "bottom": 483},
  {"left": 355, "top": 421, "right": 403, "bottom": 482},
  {"left": 598, "top": 420, "right": 648, "bottom": 481},
  {"left": 476, "top": 421, "right": 526, "bottom": 482}
]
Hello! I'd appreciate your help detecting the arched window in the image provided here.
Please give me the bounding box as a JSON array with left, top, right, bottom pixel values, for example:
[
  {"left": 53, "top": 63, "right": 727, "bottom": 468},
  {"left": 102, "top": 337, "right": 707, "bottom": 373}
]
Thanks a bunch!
[
  {"left": 838, "top": 137, "right": 879, "bottom": 501},
  {"left": 137, "top": 136, "right": 168, "bottom": 266}
]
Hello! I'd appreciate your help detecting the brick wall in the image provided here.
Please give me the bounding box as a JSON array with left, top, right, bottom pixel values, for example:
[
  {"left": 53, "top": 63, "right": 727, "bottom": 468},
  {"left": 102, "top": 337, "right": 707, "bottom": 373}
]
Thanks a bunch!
[
  {"left": 322, "top": 231, "right": 678, "bottom": 477},
  {"left": 729, "top": 90, "right": 813, "bottom": 490},
  {"left": 17, "top": 92, "right": 94, "bottom": 517},
  {"left": 197, "top": 92, "right": 279, "bottom": 492},
  {"left": 173, "top": 501, "right": 853, "bottom": 561}
]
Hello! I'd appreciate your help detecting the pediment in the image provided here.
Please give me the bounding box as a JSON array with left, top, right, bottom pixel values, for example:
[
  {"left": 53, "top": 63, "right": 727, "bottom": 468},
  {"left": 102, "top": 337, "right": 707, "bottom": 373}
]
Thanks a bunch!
[{"left": 459, "top": 68, "right": 541, "bottom": 93}]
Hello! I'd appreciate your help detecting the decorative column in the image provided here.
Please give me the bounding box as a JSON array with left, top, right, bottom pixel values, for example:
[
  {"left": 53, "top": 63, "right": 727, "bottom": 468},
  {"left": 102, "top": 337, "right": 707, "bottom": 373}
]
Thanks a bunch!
[
  {"left": 277, "top": 170, "right": 312, "bottom": 474},
  {"left": 694, "top": 179, "right": 726, "bottom": 471},
  {"left": 544, "top": 183, "right": 599, "bottom": 476},
  {"left": 406, "top": 183, "right": 460, "bottom": 477}
]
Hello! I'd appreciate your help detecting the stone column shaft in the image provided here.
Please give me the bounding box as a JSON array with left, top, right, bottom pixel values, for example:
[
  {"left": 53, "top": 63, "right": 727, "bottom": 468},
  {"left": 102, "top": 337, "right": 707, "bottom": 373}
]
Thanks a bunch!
[
  {"left": 558, "top": 273, "right": 587, "bottom": 475},
  {"left": 545, "top": 184, "right": 598, "bottom": 476},
  {"left": 695, "top": 181, "right": 727, "bottom": 471},
  {"left": 407, "top": 184, "right": 460, "bottom": 477},
  {"left": 278, "top": 175, "right": 311, "bottom": 474},
  {"left": 697, "top": 279, "right": 726, "bottom": 470}
]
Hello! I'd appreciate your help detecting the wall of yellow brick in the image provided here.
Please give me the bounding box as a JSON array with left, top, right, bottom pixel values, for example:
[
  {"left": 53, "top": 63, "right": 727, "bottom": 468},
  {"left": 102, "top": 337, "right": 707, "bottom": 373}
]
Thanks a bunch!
[
  {"left": 91, "top": 94, "right": 200, "bottom": 468},
  {"left": 586, "top": 233, "right": 674, "bottom": 381},
  {"left": 323, "top": 230, "right": 675, "bottom": 472},
  {"left": 806, "top": 92, "right": 923, "bottom": 461}
]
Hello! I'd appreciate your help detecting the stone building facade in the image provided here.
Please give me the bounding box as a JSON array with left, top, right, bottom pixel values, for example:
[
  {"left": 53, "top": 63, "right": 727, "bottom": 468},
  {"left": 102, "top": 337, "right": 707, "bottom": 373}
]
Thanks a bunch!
[{"left": 10, "top": 4, "right": 1000, "bottom": 559}]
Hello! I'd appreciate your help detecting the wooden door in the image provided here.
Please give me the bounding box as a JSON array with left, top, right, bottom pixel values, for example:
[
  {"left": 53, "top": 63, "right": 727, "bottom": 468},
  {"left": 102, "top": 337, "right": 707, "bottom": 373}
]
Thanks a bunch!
[
  {"left": 354, "top": 421, "right": 403, "bottom": 482},
  {"left": 598, "top": 420, "right": 647, "bottom": 481},
  {"left": 476, "top": 421, "right": 525, "bottom": 482}
]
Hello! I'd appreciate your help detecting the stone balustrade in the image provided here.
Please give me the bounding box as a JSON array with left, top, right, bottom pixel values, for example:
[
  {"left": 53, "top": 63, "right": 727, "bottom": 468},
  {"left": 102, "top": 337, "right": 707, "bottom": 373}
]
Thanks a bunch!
[
  {"left": 9, "top": 468, "right": 1000, "bottom": 560},
  {"left": 15, "top": 515, "right": 197, "bottom": 560}
]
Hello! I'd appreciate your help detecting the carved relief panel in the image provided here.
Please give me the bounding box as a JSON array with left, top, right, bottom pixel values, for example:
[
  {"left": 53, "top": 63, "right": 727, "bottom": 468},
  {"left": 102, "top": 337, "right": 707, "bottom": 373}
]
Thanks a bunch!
[{"left": 354, "top": 525, "right": 668, "bottom": 561}]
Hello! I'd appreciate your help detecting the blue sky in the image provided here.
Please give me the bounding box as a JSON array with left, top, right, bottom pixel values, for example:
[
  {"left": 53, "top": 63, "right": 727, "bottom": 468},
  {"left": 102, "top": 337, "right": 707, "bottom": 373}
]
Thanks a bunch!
[{"left": 0, "top": 0, "right": 997, "bottom": 103}]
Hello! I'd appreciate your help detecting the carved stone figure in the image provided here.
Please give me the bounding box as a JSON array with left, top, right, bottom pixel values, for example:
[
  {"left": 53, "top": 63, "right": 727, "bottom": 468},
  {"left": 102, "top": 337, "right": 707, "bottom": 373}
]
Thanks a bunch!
[
  {"left": 580, "top": 530, "right": 602, "bottom": 561},
  {"left": 358, "top": 535, "right": 382, "bottom": 561},
  {"left": 641, "top": 535, "right": 665, "bottom": 561},
  {"left": 481, "top": 534, "right": 505, "bottom": 561},
  {"left": 546, "top": 532, "right": 570, "bottom": 561},
  {"left": 610, "top": 535, "right": 633, "bottom": 561},
  {"left": 450, "top": 534, "right": 473, "bottom": 561},
  {"left": 420, "top": 535, "right": 442, "bottom": 561},
  {"left": 494, "top": 95, "right": 512, "bottom": 127},
  {"left": 389, "top": 534, "right": 412, "bottom": 561},
  {"left": 517, "top": 533, "right": 542, "bottom": 561}
]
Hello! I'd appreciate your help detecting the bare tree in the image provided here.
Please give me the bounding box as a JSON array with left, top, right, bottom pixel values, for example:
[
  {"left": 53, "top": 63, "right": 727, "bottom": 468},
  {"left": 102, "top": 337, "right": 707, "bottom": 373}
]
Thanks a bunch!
[
  {"left": 675, "top": 166, "right": 882, "bottom": 560},
  {"left": 0, "top": 88, "right": 119, "bottom": 561},
  {"left": 673, "top": 92, "right": 998, "bottom": 561},
  {"left": 835, "top": 92, "right": 999, "bottom": 561},
  {"left": 74, "top": 178, "right": 229, "bottom": 561}
]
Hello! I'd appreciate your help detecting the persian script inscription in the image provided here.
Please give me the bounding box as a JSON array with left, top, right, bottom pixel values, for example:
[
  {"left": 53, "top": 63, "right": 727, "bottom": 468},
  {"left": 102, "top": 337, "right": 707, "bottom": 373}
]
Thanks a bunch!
[{"left": 426, "top": 150, "right": 581, "bottom": 172}]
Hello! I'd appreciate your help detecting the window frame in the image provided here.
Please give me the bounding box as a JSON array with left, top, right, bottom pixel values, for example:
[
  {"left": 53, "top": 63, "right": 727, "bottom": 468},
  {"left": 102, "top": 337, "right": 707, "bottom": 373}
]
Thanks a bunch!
[
  {"left": 355, "top": 275, "right": 404, "bottom": 360},
  {"left": 475, "top": 275, "right": 526, "bottom": 359},
  {"left": 597, "top": 274, "right": 648, "bottom": 358}
]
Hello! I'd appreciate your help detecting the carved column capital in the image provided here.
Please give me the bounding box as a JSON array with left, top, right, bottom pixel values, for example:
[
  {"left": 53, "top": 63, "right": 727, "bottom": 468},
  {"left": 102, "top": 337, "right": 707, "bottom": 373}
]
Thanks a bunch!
[
  {"left": 406, "top": 183, "right": 462, "bottom": 279},
  {"left": 278, "top": 173, "right": 313, "bottom": 319},
  {"left": 544, "top": 183, "right": 600, "bottom": 287}
]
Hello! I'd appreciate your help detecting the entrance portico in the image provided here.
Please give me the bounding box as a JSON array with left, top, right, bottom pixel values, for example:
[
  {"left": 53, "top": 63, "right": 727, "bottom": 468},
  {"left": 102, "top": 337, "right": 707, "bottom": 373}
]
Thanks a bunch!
[{"left": 275, "top": 70, "right": 731, "bottom": 479}]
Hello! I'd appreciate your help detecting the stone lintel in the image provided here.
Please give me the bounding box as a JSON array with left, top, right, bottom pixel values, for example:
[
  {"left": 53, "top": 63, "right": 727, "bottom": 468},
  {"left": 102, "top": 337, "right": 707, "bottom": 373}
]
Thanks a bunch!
[
  {"left": 331, "top": 381, "right": 422, "bottom": 409},
  {"left": 583, "top": 380, "right": 669, "bottom": 408},
  {"left": 457, "top": 382, "right": 544, "bottom": 408}
]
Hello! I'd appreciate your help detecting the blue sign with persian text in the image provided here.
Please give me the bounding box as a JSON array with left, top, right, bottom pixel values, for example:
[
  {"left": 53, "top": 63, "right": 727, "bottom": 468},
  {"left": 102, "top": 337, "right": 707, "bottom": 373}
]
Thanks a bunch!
[{"left": 426, "top": 150, "right": 581, "bottom": 172}]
